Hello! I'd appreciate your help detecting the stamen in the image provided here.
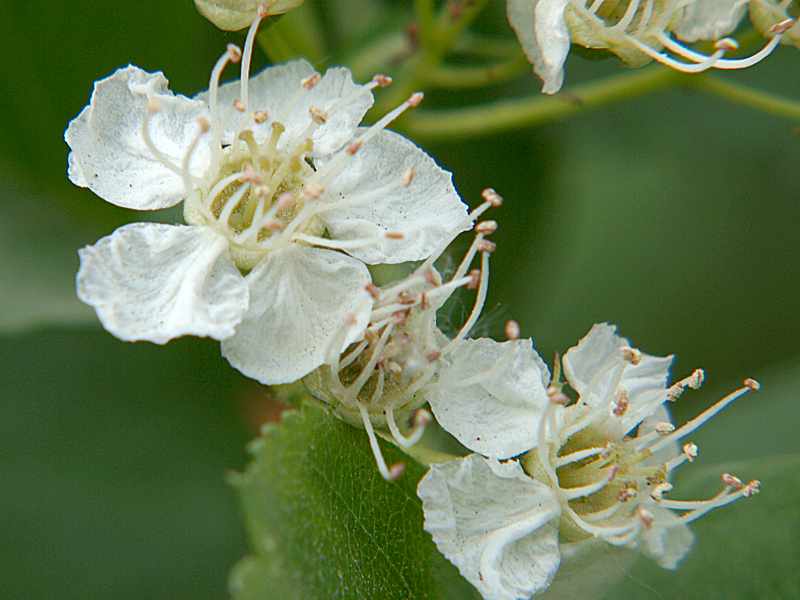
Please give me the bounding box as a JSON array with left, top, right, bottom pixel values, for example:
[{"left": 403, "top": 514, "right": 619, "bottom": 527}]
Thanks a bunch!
[
  {"left": 386, "top": 404, "right": 430, "bottom": 448},
  {"left": 505, "top": 320, "right": 520, "bottom": 341},
  {"left": 620, "top": 346, "right": 641, "bottom": 365},
  {"left": 667, "top": 368, "right": 704, "bottom": 401},
  {"left": 442, "top": 250, "right": 490, "bottom": 354},
  {"left": 555, "top": 446, "right": 606, "bottom": 467},
  {"left": 141, "top": 99, "right": 183, "bottom": 177},
  {"left": 240, "top": 5, "right": 269, "bottom": 112},
  {"left": 647, "top": 380, "right": 758, "bottom": 454},
  {"left": 358, "top": 401, "right": 403, "bottom": 481},
  {"left": 208, "top": 44, "right": 242, "bottom": 153},
  {"left": 402, "top": 167, "right": 416, "bottom": 187},
  {"left": 475, "top": 220, "right": 498, "bottom": 235},
  {"left": 301, "top": 73, "right": 321, "bottom": 90},
  {"left": 179, "top": 117, "right": 210, "bottom": 192}
]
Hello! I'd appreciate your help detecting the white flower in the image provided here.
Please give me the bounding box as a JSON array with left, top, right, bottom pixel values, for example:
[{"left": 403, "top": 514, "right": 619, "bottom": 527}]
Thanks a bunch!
[
  {"left": 507, "top": 0, "right": 796, "bottom": 93},
  {"left": 67, "top": 12, "right": 469, "bottom": 385},
  {"left": 418, "top": 323, "right": 762, "bottom": 599},
  {"left": 195, "top": 0, "right": 304, "bottom": 31},
  {"left": 304, "top": 189, "right": 549, "bottom": 478}
]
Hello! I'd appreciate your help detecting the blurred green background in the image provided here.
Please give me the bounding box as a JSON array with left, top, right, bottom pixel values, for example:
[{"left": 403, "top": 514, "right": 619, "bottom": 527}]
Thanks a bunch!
[{"left": 1, "top": 1, "right": 798, "bottom": 598}]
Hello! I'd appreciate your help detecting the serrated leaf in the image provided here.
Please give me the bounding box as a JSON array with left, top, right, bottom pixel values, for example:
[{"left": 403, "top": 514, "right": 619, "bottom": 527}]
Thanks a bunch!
[{"left": 230, "top": 401, "right": 479, "bottom": 600}]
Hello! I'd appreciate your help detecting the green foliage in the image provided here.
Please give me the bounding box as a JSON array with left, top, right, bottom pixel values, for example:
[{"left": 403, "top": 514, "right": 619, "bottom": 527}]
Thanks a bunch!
[{"left": 230, "top": 401, "right": 479, "bottom": 600}]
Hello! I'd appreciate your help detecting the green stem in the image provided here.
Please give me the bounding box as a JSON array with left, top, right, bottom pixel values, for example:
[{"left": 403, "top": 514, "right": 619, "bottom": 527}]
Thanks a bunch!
[
  {"left": 689, "top": 77, "right": 800, "bottom": 121},
  {"left": 401, "top": 67, "right": 681, "bottom": 141},
  {"left": 425, "top": 55, "right": 530, "bottom": 89},
  {"left": 414, "top": 0, "right": 436, "bottom": 45}
]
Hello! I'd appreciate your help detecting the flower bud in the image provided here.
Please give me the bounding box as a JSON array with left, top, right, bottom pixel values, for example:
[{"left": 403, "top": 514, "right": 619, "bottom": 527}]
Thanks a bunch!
[{"left": 194, "top": 0, "right": 305, "bottom": 31}]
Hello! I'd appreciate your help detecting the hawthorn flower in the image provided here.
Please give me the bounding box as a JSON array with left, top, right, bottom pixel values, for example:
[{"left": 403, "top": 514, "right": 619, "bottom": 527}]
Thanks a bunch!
[
  {"left": 418, "top": 323, "right": 761, "bottom": 600},
  {"left": 67, "top": 10, "right": 469, "bottom": 384},
  {"left": 507, "top": 0, "right": 797, "bottom": 93},
  {"left": 304, "top": 189, "right": 550, "bottom": 479}
]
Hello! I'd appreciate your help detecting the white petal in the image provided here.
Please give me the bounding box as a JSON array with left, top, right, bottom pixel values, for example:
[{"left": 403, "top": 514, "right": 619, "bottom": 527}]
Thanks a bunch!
[
  {"left": 675, "top": 0, "right": 748, "bottom": 43},
  {"left": 618, "top": 352, "right": 673, "bottom": 433},
  {"left": 562, "top": 323, "right": 626, "bottom": 397},
  {"left": 428, "top": 338, "right": 550, "bottom": 459},
  {"left": 315, "top": 129, "right": 470, "bottom": 264},
  {"left": 198, "top": 60, "right": 373, "bottom": 156},
  {"left": 641, "top": 505, "right": 694, "bottom": 569},
  {"left": 508, "top": 0, "right": 571, "bottom": 94},
  {"left": 65, "top": 66, "right": 211, "bottom": 210},
  {"left": 418, "top": 455, "right": 561, "bottom": 600},
  {"left": 221, "top": 245, "right": 372, "bottom": 384},
  {"left": 77, "top": 223, "right": 248, "bottom": 344},
  {"left": 194, "top": 0, "right": 304, "bottom": 31}
]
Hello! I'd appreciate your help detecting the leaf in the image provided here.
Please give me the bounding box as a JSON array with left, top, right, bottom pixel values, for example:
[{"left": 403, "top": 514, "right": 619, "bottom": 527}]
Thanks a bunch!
[
  {"left": 230, "top": 401, "right": 480, "bottom": 600},
  {"left": 603, "top": 453, "right": 800, "bottom": 600}
]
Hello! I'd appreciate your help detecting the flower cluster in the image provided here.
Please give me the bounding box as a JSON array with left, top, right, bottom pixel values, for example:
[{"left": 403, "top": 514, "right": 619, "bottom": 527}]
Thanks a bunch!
[
  {"left": 507, "top": 0, "right": 798, "bottom": 93},
  {"left": 66, "top": 6, "right": 766, "bottom": 600}
]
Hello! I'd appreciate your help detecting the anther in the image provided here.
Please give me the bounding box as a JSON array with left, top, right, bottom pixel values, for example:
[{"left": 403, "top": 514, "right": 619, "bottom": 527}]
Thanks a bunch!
[
  {"left": 420, "top": 292, "right": 429, "bottom": 310},
  {"left": 226, "top": 43, "right": 242, "bottom": 63},
  {"left": 715, "top": 38, "right": 739, "bottom": 52},
  {"left": 309, "top": 106, "right": 328, "bottom": 124},
  {"left": 365, "top": 283, "right": 381, "bottom": 300},
  {"left": 253, "top": 110, "right": 268, "bottom": 124},
  {"left": 476, "top": 239, "right": 496, "bottom": 253},
  {"left": 547, "top": 385, "right": 570, "bottom": 405},
  {"left": 303, "top": 183, "right": 325, "bottom": 199},
  {"left": 256, "top": 2, "right": 270, "bottom": 17},
  {"left": 344, "top": 312, "right": 358, "bottom": 327},
  {"left": 398, "top": 291, "right": 416, "bottom": 305},
  {"left": 388, "top": 462, "right": 406, "bottom": 481},
  {"left": 770, "top": 18, "right": 796, "bottom": 35},
  {"left": 621, "top": 346, "right": 642, "bottom": 365},
  {"left": 505, "top": 320, "right": 520, "bottom": 341},
  {"left": 650, "top": 482, "right": 673, "bottom": 501},
  {"left": 655, "top": 422, "right": 675, "bottom": 435},
  {"left": 408, "top": 92, "right": 424, "bottom": 107},
  {"left": 613, "top": 388, "right": 630, "bottom": 417},
  {"left": 426, "top": 350, "right": 441, "bottom": 362},
  {"left": 721, "top": 473, "right": 743, "bottom": 489},
  {"left": 276, "top": 192, "right": 295, "bottom": 211},
  {"left": 424, "top": 269, "right": 438, "bottom": 286},
  {"left": 147, "top": 98, "right": 161, "bottom": 113},
  {"left": 413, "top": 408, "right": 433, "bottom": 428},
  {"left": 637, "top": 507, "right": 655, "bottom": 529},
  {"left": 301, "top": 73, "right": 321, "bottom": 90},
  {"left": 372, "top": 74, "right": 393, "bottom": 87},
  {"left": 481, "top": 188, "right": 503, "bottom": 207},
  {"left": 233, "top": 98, "right": 246, "bottom": 112},
  {"left": 683, "top": 442, "right": 699, "bottom": 462},
  {"left": 743, "top": 480, "right": 761, "bottom": 497},
  {"left": 467, "top": 269, "right": 481, "bottom": 290},
  {"left": 265, "top": 219, "right": 284, "bottom": 231},
  {"left": 618, "top": 485, "right": 638, "bottom": 503},
  {"left": 385, "top": 231, "right": 405, "bottom": 240},
  {"left": 402, "top": 167, "right": 416, "bottom": 187},
  {"left": 743, "top": 378, "right": 761, "bottom": 391},
  {"left": 347, "top": 140, "right": 363, "bottom": 155},
  {"left": 196, "top": 116, "right": 211, "bottom": 133},
  {"left": 392, "top": 310, "right": 409, "bottom": 325},
  {"left": 240, "top": 165, "right": 262, "bottom": 183},
  {"left": 475, "top": 220, "right": 498, "bottom": 235}
]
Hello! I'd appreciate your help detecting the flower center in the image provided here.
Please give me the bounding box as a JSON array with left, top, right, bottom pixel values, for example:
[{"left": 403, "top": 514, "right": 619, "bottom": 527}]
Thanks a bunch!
[
  {"left": 522, "top": 367, "right": 761, "bottom": 547},
  {"left": 183, "top": 121, "right": 323, "bottom": 270}
]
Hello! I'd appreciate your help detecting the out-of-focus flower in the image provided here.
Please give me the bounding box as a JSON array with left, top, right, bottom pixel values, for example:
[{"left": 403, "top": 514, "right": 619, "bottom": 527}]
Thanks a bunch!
[
  {"left": 66, "top": 11, "right": 468, "bottom": 385},
  {"left": 195, "top": 0, "right": 304, "bottom": 31},
  {"left": 418, "top": 323, "right": 761, "bottom": 599},
  {"left": 507, "top": 0, "right": 797, "bottom": 93}
]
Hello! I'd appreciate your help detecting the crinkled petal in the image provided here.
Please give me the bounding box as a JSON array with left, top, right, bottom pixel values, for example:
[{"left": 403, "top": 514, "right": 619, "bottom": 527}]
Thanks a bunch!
[
  {"left": 618, "top": 351, "right": 673, "bottom": 433},
  {"left": 221, "top": 244, "right": 372, "bottom": 384},
  {"left": 77, "top": 223, "right": 248, "bottom": 344},
  {"left": 641, "top": 505, "right": 695, "bottom": 569},
  {"left": 197, "top": 60, "right": 373, "bottom": 156},
  {"left": 66, "top": 66, "right": 211, "bottom": 210},
  {"left": 508, "top": 0, "right": 571, "bottom": 94},
  {"left": 428, "top": 338, "right": 550, "bottom": 459},
  {"left": 194, "top": 0, "right": 304, "bottom": 31},
  {"left": 418, "top": 455, "right": 561, "bottom": 600},
  {"left": 562, "top": 323, "right": 626, "bottom": 398},
  {"left": 315, "top": 129, "right": 470, "bottom": 264},
  {"left": 675, "top": 0, "right": 748, "bottom": 43}
]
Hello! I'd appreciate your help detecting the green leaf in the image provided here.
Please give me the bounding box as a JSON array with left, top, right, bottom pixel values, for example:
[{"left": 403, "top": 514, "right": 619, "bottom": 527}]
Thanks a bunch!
[
  {"left": 604, "top": 454, "right": 800, "bottom": 600},
  {"left": 230, "top": 401, "right": 479, "bottom": 600}
]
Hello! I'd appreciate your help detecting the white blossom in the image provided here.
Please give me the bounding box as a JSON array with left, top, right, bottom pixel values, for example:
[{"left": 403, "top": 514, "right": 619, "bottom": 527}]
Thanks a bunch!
[
  {"left": 507, "top": 0, "right": 796, "bottom": 93},
  {"left": 419, "top": 323, "right": 762, "bottom": 599},
  {"left": 67, "top": 12, "right": 469, "bottom": 385}
]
